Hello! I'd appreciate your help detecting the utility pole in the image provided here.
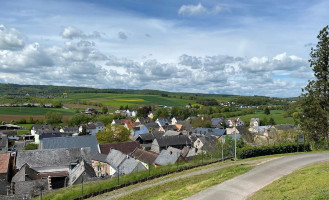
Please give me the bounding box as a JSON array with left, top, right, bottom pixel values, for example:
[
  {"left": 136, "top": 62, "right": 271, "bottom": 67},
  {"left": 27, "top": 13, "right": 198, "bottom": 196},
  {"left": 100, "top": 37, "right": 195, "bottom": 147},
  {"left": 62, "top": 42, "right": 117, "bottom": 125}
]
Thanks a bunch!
[
  {"left": 117, "top": 166, "right": 120, "bottom": 185},
  {"left": 148, "top": 162, "right": 151, "bottom": 176},
  {"left": 222, "top": 136, "right": 224, "bottom": 162},
  {"left": 202, "top": 146, "right": 204, "bottom": 165},
  {"left": 177, "top": 152, "right": 179, "bottom": 170},
  {"left": 234, "top": 125, "right": 237, "bottom": 160}
]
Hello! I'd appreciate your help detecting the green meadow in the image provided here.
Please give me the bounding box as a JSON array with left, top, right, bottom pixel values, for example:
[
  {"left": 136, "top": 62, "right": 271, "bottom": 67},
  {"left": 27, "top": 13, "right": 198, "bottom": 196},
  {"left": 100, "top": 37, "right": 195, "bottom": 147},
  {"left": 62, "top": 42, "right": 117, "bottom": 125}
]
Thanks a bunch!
[
  {"left": 0, "top": 107, "right": 76, "bottom": 115},
  {"left": 239, "top": 110, "right": 295, "bottom": 125}
]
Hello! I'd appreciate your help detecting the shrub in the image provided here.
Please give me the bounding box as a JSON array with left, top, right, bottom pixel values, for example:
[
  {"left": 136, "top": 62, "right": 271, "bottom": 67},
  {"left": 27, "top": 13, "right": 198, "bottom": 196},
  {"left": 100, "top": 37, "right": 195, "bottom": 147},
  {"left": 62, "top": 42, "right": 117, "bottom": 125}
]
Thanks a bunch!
[{"left": 237, "top": 143, "right": 311, "bottom": 159}]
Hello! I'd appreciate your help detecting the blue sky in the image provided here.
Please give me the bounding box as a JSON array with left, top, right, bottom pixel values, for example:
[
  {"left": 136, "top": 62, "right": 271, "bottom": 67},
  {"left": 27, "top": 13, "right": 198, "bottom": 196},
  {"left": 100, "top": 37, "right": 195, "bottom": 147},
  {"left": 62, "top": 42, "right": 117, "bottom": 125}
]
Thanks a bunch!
[{"left": 0, "top": 0, "right": 328, "bottom": 97}]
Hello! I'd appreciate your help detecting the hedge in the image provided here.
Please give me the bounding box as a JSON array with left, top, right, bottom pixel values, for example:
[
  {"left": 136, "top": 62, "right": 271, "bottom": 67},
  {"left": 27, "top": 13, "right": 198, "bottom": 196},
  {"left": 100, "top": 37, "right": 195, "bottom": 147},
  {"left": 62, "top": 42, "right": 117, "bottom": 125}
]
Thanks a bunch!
[{"left": 237, "top": 143, "right": 311, "bottom": 159}]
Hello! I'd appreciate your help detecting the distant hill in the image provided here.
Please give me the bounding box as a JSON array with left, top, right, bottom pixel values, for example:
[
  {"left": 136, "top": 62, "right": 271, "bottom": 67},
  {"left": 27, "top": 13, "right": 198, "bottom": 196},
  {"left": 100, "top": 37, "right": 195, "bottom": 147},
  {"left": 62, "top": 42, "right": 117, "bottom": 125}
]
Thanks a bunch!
[{"left": 0, "top": 83, "right": 236, "bottom": 97}]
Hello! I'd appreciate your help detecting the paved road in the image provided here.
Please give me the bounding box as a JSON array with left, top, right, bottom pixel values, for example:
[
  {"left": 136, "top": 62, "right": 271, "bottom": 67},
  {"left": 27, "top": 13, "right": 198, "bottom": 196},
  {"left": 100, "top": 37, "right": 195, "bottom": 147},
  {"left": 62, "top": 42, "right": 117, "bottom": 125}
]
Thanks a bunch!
[
  {"left": 186, "top": 153, "right": 329, "bottom": 200},
  {"left": 89, "top": 157, "right": 275, "bottom": 200}
]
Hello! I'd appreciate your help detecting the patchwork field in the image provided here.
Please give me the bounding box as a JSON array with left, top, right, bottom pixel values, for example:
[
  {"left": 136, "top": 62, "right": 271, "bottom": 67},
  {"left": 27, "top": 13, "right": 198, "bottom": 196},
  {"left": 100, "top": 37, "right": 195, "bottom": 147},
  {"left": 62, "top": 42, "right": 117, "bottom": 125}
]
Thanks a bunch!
[
  {"left": 0, "top": 114, "right": 72, "bottom": 122},
  {"left": 239, "top": 110, "right": 295, "bottom": 125},
  {"left": 56, "top": 93, "right": 195, "bottom": 108}
]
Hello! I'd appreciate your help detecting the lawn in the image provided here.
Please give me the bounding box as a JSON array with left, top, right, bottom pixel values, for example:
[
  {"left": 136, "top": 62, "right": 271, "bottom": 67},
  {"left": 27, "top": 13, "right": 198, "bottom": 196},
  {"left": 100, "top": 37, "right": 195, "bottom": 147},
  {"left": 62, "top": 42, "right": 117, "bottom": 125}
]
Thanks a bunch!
[
  {"left": 0, "top": 107, "right": 76, "bottom": 115},
  {"left": 249, "top": 161, "right": 329, "bottom": 200},
  {"left": 239, "top": 110, "right": 295, "bottom": 125}
]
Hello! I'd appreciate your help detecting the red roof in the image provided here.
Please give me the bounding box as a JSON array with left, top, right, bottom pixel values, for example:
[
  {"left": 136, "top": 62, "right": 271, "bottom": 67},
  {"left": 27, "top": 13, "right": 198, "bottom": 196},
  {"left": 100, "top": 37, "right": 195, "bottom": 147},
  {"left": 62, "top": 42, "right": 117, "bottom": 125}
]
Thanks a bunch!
[
  {"left": 99, "top": 141, "right": 140, "bottom": 155},
  {"left": 0, "top": 153, "right": 10, "bottom": 174},
  {"left": 123, "top": 119, "right": 136, "bottom": 129}
]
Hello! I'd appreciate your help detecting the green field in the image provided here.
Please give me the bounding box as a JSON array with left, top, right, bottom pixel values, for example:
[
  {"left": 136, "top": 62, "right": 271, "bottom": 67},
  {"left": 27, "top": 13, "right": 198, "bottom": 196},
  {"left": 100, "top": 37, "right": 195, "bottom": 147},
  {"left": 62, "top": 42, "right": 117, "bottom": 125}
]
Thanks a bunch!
[
  {"left": 55, "top": 93, "right": 195, "bottom": 108},
  {"left": 239, "top": 110, "right": 295, "bottom": 125},
  {"left": 250, "top": 161, "right": 329, "bottom": 200},
  {"left": 0, "top": 107, "right": 76, "bottom": 115}
]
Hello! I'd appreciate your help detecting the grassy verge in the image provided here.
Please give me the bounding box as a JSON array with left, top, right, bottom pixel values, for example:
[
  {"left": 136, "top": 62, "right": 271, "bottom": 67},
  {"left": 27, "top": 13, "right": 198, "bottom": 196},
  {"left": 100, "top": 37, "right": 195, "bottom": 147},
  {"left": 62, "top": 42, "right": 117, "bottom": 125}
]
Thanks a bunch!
[
  {"left": 115, "top": 164, "right": 253, "bottom": 200},
  {"left": 33, "top": 158, "right": 226, "bottom": 200},
  {"left": 249, "top": 161, "right": 329, "bottom": 200}
]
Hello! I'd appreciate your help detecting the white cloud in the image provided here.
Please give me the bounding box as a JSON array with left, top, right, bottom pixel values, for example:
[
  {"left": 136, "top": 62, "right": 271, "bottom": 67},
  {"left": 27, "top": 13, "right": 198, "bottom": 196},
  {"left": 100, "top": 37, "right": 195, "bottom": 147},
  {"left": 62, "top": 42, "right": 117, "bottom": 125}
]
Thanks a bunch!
[
  {"left": 178, "top": 3, "right": 223, "bottom": 16},
  {"left": 0, "top": 24, "right": 25, "bottom": 50},
  {"left": 61, "top": 26, "right": 101, "bottom": 40},
  {"left": 178, "top": 3, "right": 207, "bottom": 16}
]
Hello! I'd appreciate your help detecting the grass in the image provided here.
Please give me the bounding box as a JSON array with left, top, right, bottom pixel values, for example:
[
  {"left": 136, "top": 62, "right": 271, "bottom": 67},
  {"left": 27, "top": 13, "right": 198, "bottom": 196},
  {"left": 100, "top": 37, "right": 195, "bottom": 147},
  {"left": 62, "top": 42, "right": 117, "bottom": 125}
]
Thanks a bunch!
[
  {"left": 115, "top": 164, "right": 253, "bottom": 200},
  {"left": 0, "top": 107, "right": 76, "bottom": 115},
  {"left": 17, "top": 130, "right": 30, "bottom": 136},
  {"left": 239, "top": 110, "right": 295, "bottom": 125},
  {"left": 249, "top": 161, "right": 329, "bottom": 200},
  {"left": 33, "top": 157, "right": 233, "bottom": 200},
  {"left": 55, "top": 93, "right": 195, "bottom": 108}
]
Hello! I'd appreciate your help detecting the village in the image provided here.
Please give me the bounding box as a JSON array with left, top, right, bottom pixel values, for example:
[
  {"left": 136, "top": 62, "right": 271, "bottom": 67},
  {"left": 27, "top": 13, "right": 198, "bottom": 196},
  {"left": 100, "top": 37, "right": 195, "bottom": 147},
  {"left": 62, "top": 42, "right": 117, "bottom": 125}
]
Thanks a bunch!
[{"left": 0, "top": 106, "right": 297, "bottom": 199}]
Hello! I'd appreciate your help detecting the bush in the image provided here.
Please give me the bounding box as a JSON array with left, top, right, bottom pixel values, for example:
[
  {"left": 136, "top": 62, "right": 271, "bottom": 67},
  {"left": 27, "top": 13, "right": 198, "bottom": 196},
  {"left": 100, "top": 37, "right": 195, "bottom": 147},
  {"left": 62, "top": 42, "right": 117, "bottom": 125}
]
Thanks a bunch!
[{"left": 237, "top": 143, "right": 311, "bottom": 159}]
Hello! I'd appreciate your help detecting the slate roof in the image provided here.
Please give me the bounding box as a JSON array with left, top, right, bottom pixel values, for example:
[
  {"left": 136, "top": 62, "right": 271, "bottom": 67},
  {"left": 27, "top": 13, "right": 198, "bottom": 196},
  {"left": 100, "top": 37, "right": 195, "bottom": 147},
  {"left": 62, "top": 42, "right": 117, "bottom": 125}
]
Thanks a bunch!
[
  {"left": 16, "top": 148, "right": 92, "bottom": 170},
  {"left": 61, "top": 127, "right": 79, "bottom": 132},
  {"left": 163, "top": 130, "right": 181, "bottom": 136},
  {"left": 156, "top": 118, "right": 171, "bottom": 127},
  {"left": 119, "top": 157, "right": 141, "bottom": 174},
  {"left": 41, "top": 135, "right": 99, "bottom": 154},
  {"left": 39, "top": 132, "right": 62, "bottom": 140},
  {"left": 99, "top": 141, "right": 140, "bottom": 155},
  {"left": 192, "top": 128, "right": 226, "bottom": 137},
  {"left": 162, "top": 125, "right": 178, "bottom": 131},
  {"left": 137, "top": 132, "right": 164, "bottom": 142},
  {"left": 0, "top": 153, "right": 10, "bottom": 174},
  {"left": 11, "top": 164, "right": 39, "bottom": 182},
  {"left": 144, "top": 122, "right": 160, "bottom": 129},
  {"left": 155, "top": 135, "right": 191, "bottom": 147},
  {"left": 0, "top": 133, "right": 7, "bottom": 148},
  {"left": 131, "top": 148, "right": 158, "bottom": 164},
  {"left": 198, "top": 136, "right": 218, "bottom": 152},
  {"left": 211, "top": 118, "right": 225, "bottom": 127},
  {"left": 105, "top": 149, "right": 126, "bottom": 170},
  {"left": 91, "top": 153, "right": 108, "bottom": 163},
  {"left": 135, "top": 117, "right": 152, "bottom": 125},
  {"left": 154, "top": 150, "right": 180, "bottom": 165},
  {"left": 273, "top": 124, "right": 295, "bottom": 131}
]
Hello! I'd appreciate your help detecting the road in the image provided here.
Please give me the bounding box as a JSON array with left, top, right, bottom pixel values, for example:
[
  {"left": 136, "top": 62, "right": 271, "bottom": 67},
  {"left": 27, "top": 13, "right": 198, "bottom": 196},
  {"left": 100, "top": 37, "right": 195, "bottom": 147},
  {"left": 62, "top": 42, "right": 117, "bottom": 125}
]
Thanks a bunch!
[{"left": 186, "top": 152, "right": 329, "bottom": 200}]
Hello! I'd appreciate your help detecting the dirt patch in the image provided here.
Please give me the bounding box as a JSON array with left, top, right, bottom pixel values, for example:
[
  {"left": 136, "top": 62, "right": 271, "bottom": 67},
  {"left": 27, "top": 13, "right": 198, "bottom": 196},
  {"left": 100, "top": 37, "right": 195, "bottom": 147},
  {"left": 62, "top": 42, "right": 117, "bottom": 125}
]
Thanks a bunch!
[{"left": 0, "top": 114, "right": 71, "bottom": 122}]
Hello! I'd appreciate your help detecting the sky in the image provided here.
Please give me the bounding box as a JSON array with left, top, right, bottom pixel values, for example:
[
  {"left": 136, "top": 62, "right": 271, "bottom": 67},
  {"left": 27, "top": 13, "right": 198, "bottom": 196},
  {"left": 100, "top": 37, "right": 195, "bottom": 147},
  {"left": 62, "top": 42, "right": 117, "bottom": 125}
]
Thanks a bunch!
[{"left": 0, "top": 0, "right": 328, "bottom": 97}]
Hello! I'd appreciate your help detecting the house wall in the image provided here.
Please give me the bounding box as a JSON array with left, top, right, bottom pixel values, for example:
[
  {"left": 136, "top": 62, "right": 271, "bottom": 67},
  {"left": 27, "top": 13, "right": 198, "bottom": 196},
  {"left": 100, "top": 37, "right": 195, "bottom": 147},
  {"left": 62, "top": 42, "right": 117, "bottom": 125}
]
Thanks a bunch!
[
  {"left": 14, "top": 179, "right": 48, "bottom": 196},
  {"left": 34, "top": 134, "right": 40, "bottom": 144},
  {"left": 151, "top": 140, "right": 160, "bottom": 153},
  {"left": 92, "top": 160, "right": 110, "bottom": 177}
]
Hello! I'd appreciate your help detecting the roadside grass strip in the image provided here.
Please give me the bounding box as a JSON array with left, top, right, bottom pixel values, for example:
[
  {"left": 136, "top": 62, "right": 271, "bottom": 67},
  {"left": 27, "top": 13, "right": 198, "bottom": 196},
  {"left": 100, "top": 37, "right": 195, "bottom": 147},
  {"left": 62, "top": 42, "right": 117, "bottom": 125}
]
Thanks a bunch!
[
  {"left": 249, "top": 161, "right": 329, "bottom": 200},
  {"left": 114, "top": 164, "right": 253, "bottom": 200}
]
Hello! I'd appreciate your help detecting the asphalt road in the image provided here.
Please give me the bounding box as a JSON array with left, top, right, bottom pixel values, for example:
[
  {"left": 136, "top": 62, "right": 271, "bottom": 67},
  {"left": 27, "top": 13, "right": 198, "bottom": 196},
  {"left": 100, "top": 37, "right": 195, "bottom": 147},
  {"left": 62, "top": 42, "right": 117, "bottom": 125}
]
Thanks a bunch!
[{"left": 186, "top": 152, "right": 329, "bottom": 200}]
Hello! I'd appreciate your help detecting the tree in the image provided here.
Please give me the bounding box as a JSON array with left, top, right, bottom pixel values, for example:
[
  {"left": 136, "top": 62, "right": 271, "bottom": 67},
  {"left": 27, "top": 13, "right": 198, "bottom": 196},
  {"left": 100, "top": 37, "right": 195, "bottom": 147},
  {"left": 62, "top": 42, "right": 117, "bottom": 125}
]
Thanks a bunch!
[
  {"left": 69, "top": 114, "right": 91, "bottom": 126},
  {"left": 45, "top": 112, "right": 62, "bottom": 124},
  {"left": 269, "top": 117, "right": 276, "bottom": 125},
  {"left": 79, "top": 125, "right": 90, "bottom": 136},
  {"left": 102, "top": 107, "right": 108, "bottom": 114},
  {"left": 300, "top": 26, "right": 329, "bottom": 147},
  {"left": 264, "top": 107, "right": 270, "bottom": 115},
  {"left": 96, "top": 124, "right": 130, "bottom": 144}
]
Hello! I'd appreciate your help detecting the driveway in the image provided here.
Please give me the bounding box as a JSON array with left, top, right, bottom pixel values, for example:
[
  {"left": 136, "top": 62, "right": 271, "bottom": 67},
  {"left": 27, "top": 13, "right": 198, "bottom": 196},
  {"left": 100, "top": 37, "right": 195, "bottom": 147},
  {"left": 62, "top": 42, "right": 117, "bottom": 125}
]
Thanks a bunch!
[{"left": 186, "top": 152, "right": 329, "bottom": 200}]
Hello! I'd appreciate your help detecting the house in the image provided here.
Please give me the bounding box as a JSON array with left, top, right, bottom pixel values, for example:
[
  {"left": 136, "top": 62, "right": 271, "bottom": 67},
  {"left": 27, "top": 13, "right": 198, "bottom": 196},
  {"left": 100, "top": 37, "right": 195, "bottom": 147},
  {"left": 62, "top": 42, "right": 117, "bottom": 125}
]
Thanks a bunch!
[
  {"left": 0, "top": 133, "right": 8, "bottom": 154},
  {"left": 130, "top": 148, "right": 159, "bottom": 167},
  {"left": 193, "top": 136, "right": 218, "bottom": 152},
  {"left": 31, "top": 124, "right": 57, "bottom": 135},
  {"left": 115, "top": 110, "right": 127, "bottom": 116},
  {"left": 105, "top": 149, "right": 146, "bottom": 176},
  {"left": 135, "top": 117, "right": 152, "bottom": 125},
  {"left": 144, "top": 122, "right": 160, "bottom": 132},
  {"left": 171, "top": 117, "right": 181, "bottom": 125},
  {"left": 126, "top": 110, "right": 137, "bottom": 117},
  {"left": 154, "top": 149, "right": 181, "bottom": 166},
  {"left": 155, "top": 118, "right": 171, "bottom": 127},
  {"left": 92, "top": 153, "right": 110, "bottom": 177},
  {"left": 160, "top": 124, "right": 179, "bottom": 132},
  {"left": 151, "top": 135, "right": 192, "bottom": 153},
  {"left": 0, "top": 153, "right": 10, "bottom": 195},
  {"left": 211, "top": 117, "right": 226, "bottom": 128},
  {"left": 39, "top": 135, "right": 99, "bottom": 154},
  {"left": 250, "top": 118, "right": 260, "bottom": 127},
  {"left": 227, "top": 118, "right": 245, "bottom": 127},
  {"left": 135, "top": 132, "right": 164, "bottom": 150},
  {"left": 176, "top": 120, "right": 193, "bottom": 133},
  {"left": 226, "top": 127, "right": 240, "bottom": 135},
  {"left": 99, "top": 141, "right": 140, "bottom": 155},
  {"left": 60, "top": 126, "right": 79, "bottom": 135},
  {"left": 163, "top": 130, "right": 182, "bottom": 136},
  {"left": 0, "top": 124, "right": 21, "bottom": 130},
  {"left": 79, "top": 122, "right": 105, "bottom": 136},
  {"left": 132, "top": 125, "right": 149, "bottom": 136},
  {"left": 85, "top": 108, "right": 97, "bottom": 115},
  {"left": 12, "top": 148, "right": 95, "bottom": 196},
  {"left": 148, "top": 111, "right": 155, "bottom": 119},
  {"left": 111, "top": 119, "right": 135, "bottom": 130},
  {"left": 249, "top": 125, "right": 271, "bottom": 136},
  {"left": 192, "top": 128, "right": 226, "bottom": 138}
]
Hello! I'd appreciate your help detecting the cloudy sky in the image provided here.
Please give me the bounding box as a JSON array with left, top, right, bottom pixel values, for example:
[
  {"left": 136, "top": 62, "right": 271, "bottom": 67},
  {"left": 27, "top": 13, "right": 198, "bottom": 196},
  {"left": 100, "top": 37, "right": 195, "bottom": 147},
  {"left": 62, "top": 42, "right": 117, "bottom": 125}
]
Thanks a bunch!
[{"left": 0, "top": 0, "right": 328, "bottom": 97}]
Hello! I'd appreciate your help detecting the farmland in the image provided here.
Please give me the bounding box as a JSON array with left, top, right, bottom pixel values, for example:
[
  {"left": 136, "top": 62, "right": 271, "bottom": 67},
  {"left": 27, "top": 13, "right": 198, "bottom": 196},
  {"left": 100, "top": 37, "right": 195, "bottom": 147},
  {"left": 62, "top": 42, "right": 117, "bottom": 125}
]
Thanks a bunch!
[
  {"left": 55, "top": 93, "right": 196, "bottom": 108},
  {"left": 239, "top": 110, "right": 295, "bottom": 125}
]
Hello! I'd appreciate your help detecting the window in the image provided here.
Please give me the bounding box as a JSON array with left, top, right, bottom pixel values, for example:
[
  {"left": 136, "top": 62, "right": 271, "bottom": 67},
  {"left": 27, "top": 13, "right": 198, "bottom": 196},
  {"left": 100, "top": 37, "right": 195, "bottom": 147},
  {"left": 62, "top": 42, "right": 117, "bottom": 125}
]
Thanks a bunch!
[{"left": 97, "top": 166, "right": 100, "bottom": 171}]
